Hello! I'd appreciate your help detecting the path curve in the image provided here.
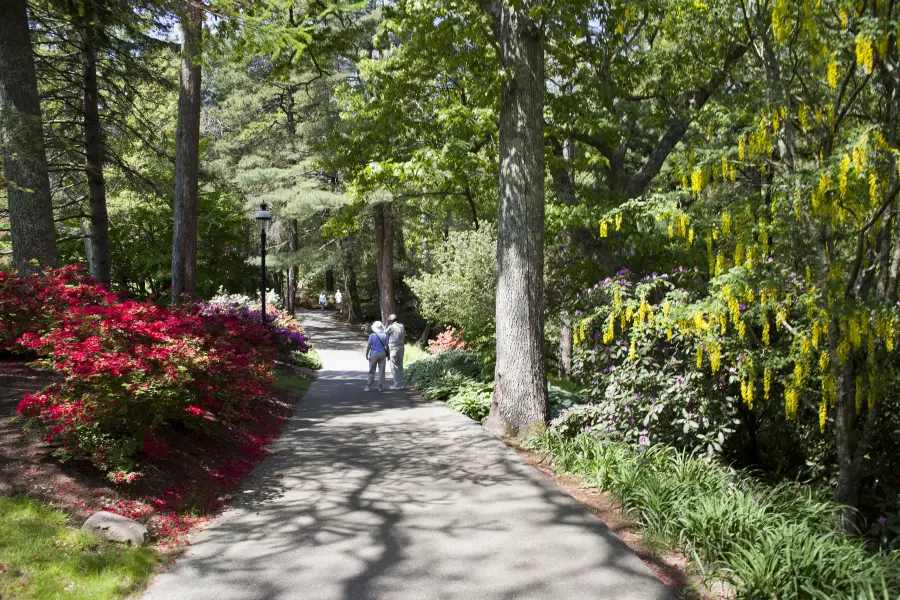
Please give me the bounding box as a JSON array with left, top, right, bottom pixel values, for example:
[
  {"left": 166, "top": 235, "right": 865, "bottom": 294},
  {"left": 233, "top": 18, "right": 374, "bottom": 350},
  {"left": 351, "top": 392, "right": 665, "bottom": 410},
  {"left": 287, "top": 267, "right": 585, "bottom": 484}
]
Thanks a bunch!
[{"left": 144, "top": 311, "right": 672, "bottom": 600}]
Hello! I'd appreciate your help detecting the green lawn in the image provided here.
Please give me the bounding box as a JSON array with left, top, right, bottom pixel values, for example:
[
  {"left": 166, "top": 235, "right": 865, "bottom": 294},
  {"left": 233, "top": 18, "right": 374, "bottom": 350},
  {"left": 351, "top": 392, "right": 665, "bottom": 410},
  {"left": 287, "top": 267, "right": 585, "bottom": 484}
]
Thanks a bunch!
[
  {"left": 0, "top": 496, "right": 157, "bottom": 599},
  {"left": 274, "top": 372, "right": 311, "bottom": 391}
]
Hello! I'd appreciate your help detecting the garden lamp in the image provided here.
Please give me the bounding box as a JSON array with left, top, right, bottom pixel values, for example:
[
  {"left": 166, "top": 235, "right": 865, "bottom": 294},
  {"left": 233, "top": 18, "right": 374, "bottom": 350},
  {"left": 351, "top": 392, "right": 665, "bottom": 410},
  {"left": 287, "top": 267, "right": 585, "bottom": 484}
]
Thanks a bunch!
[{"left": 254, "top": 203, "right": 272, "bottom": 326}]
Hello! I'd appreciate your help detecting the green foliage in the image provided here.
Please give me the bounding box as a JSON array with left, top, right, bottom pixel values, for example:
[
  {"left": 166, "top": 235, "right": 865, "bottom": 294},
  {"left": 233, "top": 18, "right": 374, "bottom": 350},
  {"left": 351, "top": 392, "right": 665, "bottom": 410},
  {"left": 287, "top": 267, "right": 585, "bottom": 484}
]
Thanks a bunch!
[
  {"left": 291, "top": 347, "right": 323, "bottom": 371},
  {"left": 0, "top": 496, "right": 157, "bottom": 599},
  {"left": 407, "top": 226, "right": 497, "bottom": 350},
  {"left": 539, "top": 433, "right": 900, "bottom": 599}
]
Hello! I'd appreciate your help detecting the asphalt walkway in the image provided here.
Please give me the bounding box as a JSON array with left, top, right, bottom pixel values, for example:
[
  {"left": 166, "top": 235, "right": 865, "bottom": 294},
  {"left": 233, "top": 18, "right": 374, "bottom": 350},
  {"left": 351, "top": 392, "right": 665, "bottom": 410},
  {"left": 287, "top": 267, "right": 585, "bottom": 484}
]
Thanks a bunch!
[{"left": 143, "top": 311, "right": 672, "bottom": 600}]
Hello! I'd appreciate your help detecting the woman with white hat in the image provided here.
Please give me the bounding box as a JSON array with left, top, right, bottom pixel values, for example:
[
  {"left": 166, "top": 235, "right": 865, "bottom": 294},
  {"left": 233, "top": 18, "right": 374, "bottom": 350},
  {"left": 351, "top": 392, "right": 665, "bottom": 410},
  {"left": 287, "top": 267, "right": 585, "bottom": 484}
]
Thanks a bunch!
[{"left": 365, "top": 321, "right": 390, "bottom": 392}]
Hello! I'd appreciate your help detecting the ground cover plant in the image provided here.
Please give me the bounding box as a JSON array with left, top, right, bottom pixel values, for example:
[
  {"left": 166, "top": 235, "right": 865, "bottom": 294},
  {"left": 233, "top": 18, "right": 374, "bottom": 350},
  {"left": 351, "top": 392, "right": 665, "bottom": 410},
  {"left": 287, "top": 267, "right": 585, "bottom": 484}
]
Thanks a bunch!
[
  {"left": 0, "top": 496, "right": 157, "bottom": 600},
  {"left": 535, "top": 432, "right": 900, "bottom": 600}
]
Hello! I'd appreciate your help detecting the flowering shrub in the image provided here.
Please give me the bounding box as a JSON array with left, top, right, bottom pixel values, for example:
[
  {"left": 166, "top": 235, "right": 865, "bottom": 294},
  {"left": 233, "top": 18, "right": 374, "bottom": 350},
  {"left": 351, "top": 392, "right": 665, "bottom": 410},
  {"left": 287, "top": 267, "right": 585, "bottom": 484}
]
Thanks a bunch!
[
  {"left": 428, "top": 326, "right": 469, "bottom": 354},
  {"left": 0, "top": 266, "right": 117, "bottom": 349},
  {"left": 5, "top": 268, "right": 278, "bottom": 481},
  {"left": 203, "top": 296, "right": 309, "bottom": 354}
]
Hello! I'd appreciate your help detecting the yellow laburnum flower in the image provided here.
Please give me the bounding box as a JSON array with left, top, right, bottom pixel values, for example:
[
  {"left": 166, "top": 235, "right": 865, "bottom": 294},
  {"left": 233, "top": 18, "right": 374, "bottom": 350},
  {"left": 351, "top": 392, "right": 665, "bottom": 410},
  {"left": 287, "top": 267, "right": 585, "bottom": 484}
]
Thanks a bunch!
[
  {"left": 738, "top": 321, "right": 747, "bottom": 338},
  {"left": 869, "top": 172, "right": 878, "bottom": 207},
  {"left": 613, "top": 289, "right": 622, "bottom": 309},
  {"left": 734, "top": 243, "right": 745, "bottom": 267},
  {"left": 839, "top": 154, "right": 851, "bottom": 198},
  {"left": 722, "top": 212, "right": 732, "bottom": 235},
  {"left": 856, "top": 34, "right": 874, "bottom": 74},
  {"left": 662, "top": 300, "right": 671, "bottom": 319},
  {"left": 710, "top": 342, "right": 721, "bottom": 372},
  {"left": 819, "top": 395, "right": 827, "bottom": 431},
  {"left": 600, "top": 220, "right": 609, "bottom": 238},
  {"left": 839, "top": 9, "right": 848, "bottom": 28},
  {"left": 696, "top": 345, "right": 703, "bottom": 369},
  {"left": 687, "top": 227, "right": 695, "bottom": 248},
  {"left": 818, "top": 350, "right": 829, "bottom": 371},
  {"left": 615, "top": 213, "right": 623, "bottom": 231},
  {"left": 764, "top": 368, "right": 772, "bottom": 400},
  {"left": 812, "top": 321, "right": 820, "bottom": 348},
  {"left": 604, "top": 315, "right": 615, "bottom": 344},
  {"left": 799, "top": 104, "right": 809, "bottom": 130},
  {"left": 794, "top": 362, "right": 804, "bottom": 383},
  {"left": 762, "top": 320, "right": 771, "bottom": 345},
  {"left": 785, "top": 383, "right": 797, "bottom": 420},
  {"left": 716, "top": 253, "right": 726, "bottom": 276},
  {"left": 667, "top": 327, "right": 673, "bottom": 341},
  {"left": 691, "top": 169, "right": 703, "bottom": 195},
  {"left": 739, "top": 136, "right": 746, "bottom": 161},
  {"left": 827, "top": 58, "right": 838, "bottom": 88},
  {"left": 668, "top": 222, "right": 674, "bottom": 238},
  {"left": 629, "top": 339, "right": 637, "bottom": 362}
]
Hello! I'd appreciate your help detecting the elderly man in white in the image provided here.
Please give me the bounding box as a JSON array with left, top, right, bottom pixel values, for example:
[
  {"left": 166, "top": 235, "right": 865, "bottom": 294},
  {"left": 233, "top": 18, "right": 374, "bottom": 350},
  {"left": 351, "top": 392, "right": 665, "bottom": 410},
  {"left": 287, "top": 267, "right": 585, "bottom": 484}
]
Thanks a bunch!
[{"left": 385, "top": 314, "right": 406, "bottom": 389}]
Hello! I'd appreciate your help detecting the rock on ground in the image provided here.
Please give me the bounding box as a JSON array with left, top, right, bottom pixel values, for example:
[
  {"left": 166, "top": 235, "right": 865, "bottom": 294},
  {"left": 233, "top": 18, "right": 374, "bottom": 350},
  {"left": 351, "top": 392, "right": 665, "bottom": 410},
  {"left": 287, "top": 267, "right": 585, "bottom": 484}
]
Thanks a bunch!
[{"left": 82, "top": 510, "right": 147, "bottom": 546}]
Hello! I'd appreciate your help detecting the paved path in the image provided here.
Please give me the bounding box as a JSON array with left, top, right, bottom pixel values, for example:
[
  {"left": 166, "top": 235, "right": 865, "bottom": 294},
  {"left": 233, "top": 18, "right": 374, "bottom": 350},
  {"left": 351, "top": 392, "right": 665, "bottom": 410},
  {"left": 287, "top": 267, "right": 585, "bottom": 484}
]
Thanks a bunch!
[{"left": 144, "top": 311, "right": 671, "bottom": 600}]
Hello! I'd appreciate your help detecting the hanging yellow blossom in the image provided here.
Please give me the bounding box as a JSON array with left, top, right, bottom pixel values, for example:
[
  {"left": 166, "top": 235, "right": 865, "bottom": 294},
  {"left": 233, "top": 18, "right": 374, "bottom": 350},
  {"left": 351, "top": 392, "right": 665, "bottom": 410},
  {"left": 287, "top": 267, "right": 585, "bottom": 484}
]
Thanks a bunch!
[
  {"left": 839, "top": 9, "right": 848, "bottom": 28},
  {"left": 818, "top": 350, "right": 829, "bottom": 371},
  {"left": 629, "top": 339, "right": 637, "bottom": 362},
  {"left": 687, "top": 227, "right": 695, "bottom": 248},
  {"left": 764, "top": 368, "right": 772, "bottom": 400},
  {"left": 734, "top": 242, "right": 745, "bottom": 267},
  {"left": 710, "top": 342, "right": 721, "bottom": 372},
  {"left": 691, "top": 169, "right": 703, "bottom": 196},
  {"left": 794, "top": 362, "right": 804, "bottom": 383},
  {"left": 615, "top": 213, "right": 623, "bottom": 231},
  {"left": 738, "top": 321, "right": 747, "bottom": 338},
  {"left": 668, "top": 222, "right": 674, "bottom": 238},
  {"left": 600, "top": 220, "right": 609, "bottom": 238},
  {"left": 715, "top": 253, "right": 726, "bottom": 276},
  {"left": 839, "top": 154, "right": 851, "bottom": 198},
  {"left": 812, "top": 321, "right": 821, "bottom": 348},
  {"left": 827, "top": 58, "right": 838, "bottom": 88},
  {"left": 856, "top": 34, "right": 874, "bottom": 74},
  {"left": 722, "top": 212, "right": 732, "bottom": 235},
  {"left": 869, "top": 172, "right": 878, "bottom": 207},
  {"left": 762, "top": 320, "right": 771, "bottom": 345},
  {"left": 662, "top": 300, "right": 671, "bottom": 319},
  {"left": 785, "top": 384, "right": 798, "bottom": 420},
  {"left": 604, "top": 315, "right": 615, "bottom": 344},
  {"left": 696, "top": 344, "right": 703, "bottom": 369},
  {"left": 819, "top": 395, "right": 827, "bottom": 431}
]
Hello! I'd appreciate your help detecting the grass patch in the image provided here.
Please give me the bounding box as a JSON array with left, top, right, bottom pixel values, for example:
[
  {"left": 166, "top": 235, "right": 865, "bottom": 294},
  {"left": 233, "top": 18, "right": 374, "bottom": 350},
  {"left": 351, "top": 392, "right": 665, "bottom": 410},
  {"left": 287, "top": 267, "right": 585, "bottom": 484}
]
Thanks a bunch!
[
  {"left": 274, "top": 372, "right": 311, "bottom": 391},
  {"left": 537, "top": 432, "right": 900, "bottom": 599},
  {"left": 0, "top": 496, "right": 157, "bottom": 599}
]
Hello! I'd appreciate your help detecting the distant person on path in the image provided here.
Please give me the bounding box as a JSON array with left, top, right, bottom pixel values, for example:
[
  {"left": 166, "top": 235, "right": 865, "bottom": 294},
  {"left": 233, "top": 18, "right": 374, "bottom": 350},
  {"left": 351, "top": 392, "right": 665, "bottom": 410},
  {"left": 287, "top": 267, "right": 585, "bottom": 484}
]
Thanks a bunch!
[
  {"left": 365, "top": 321, "right": 390, "bottom": 392},
  {"left": 386, "top": 314, "right": 405, "bottom": 389},
  {"left": 319, "top": 292, "right": 326, "bottom": 311},
  {"left": 335, "top": 290, "right": 342, "bottom": 312}
]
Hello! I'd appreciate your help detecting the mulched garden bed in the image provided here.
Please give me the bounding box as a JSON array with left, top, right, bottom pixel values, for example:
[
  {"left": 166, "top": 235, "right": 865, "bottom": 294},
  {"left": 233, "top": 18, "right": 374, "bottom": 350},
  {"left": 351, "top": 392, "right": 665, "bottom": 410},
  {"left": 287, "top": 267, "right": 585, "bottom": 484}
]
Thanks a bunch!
[{"left": 0, "top": 358, "right": 306, "bottom": 552}]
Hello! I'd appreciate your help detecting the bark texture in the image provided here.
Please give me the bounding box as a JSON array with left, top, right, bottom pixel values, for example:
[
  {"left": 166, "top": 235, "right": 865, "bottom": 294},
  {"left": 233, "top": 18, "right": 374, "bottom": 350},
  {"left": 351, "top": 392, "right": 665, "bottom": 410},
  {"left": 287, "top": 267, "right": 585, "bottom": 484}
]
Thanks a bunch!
[
  {"left": 81, "top": 15, "right": 111, "bottom": 285},
  {"left": 478, "top": 1, "right": 549, "bottom": 436},
  {"left": 0, "top": 0, "right": 59, "bottom": 273},
  {"left": 373, "top": 202, "right": 396, "bottom": 323},
  {"left": 170, "top": 2, "right": 202, "bottom": 303}
]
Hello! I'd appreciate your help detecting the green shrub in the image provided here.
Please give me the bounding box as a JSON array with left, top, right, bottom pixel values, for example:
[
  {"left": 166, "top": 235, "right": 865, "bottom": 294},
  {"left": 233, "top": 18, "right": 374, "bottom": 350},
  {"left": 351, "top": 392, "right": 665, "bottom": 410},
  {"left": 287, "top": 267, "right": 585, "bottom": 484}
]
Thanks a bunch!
[
  {"left": 447, "top": 381, "right": 492, "bottom": 422},
  {"left": 291, "top": 346, "right": 323, "bottom": 370},
  {"left": 539, "top": 431, "right": 900, "bottom": 600}
]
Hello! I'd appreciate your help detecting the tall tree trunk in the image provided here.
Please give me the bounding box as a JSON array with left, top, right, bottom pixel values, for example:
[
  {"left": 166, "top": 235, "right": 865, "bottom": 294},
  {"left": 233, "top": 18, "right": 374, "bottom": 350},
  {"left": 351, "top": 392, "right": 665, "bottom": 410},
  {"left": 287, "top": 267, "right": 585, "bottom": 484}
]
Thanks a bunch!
[
  {"left": 559, "top": 311, "right": 573, "bottom": 378},
  {"left": 325, "top": 269, "right": 335, "bottom": 293},
  {"left": 170, "top": 2, "right": 202, "bottom": 304},
  {"left": 0, "top": 0, "right": 58, "bottom": 273},
  {"left": 345, "top": 262, "right": 361, "bottom": 324},
  {"left": 479, "top": 1, "right": 548, "bottom": 436},
  {"left": 81, "top": 16, "right": 111, "bottom": 285},
  {"left": 373, "top": 202, "right": 396, "bottom": 322},
  {"left": 286, "top": 218, "right": 298, "bottom": 314}
]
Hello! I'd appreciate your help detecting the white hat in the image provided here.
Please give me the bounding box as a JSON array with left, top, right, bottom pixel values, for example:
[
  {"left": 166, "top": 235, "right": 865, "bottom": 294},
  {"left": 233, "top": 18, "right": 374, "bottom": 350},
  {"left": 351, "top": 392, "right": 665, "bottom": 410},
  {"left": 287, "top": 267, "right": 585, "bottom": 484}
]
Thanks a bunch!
[{"left": 371, "top": 321, "right": 384, "bottom": 333}]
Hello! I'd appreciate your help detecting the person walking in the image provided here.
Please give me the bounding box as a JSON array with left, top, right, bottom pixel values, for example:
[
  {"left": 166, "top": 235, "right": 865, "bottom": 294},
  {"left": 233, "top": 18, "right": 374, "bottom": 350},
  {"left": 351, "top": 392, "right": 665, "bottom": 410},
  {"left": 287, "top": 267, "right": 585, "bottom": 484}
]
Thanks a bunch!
[
  {"left": 335, "top": 290, "right": 342, "bottom": 313},
  {"left": 319, "top": 292, "right": 326, "bottom": 311},
  {"left": 386, "top": 314, "right": 405, "bottom": 389},
  {"left": 365, "top": 321, "right": 390, "bottom": 392}
]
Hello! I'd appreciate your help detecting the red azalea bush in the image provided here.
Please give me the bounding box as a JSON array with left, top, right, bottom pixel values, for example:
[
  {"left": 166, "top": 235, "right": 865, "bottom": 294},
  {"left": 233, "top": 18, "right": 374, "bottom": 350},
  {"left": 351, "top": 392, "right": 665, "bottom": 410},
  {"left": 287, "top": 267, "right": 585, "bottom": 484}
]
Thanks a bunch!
[
  {"left": 0, "top": 265, "right": 118, "bottom": 349},
  {"left": 428, "top": 326, "right": 470, "bottom": 354},
  {"left": 5, "top": 267, "right": 277, "bottom": 482}
]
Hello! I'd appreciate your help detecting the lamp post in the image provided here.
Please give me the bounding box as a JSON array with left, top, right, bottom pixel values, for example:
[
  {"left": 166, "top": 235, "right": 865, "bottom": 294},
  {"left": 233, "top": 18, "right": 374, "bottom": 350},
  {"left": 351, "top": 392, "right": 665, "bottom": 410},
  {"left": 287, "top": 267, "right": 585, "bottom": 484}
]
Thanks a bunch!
[{"left": 254, "top": 203, "right": 272, "bottom": 327}]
